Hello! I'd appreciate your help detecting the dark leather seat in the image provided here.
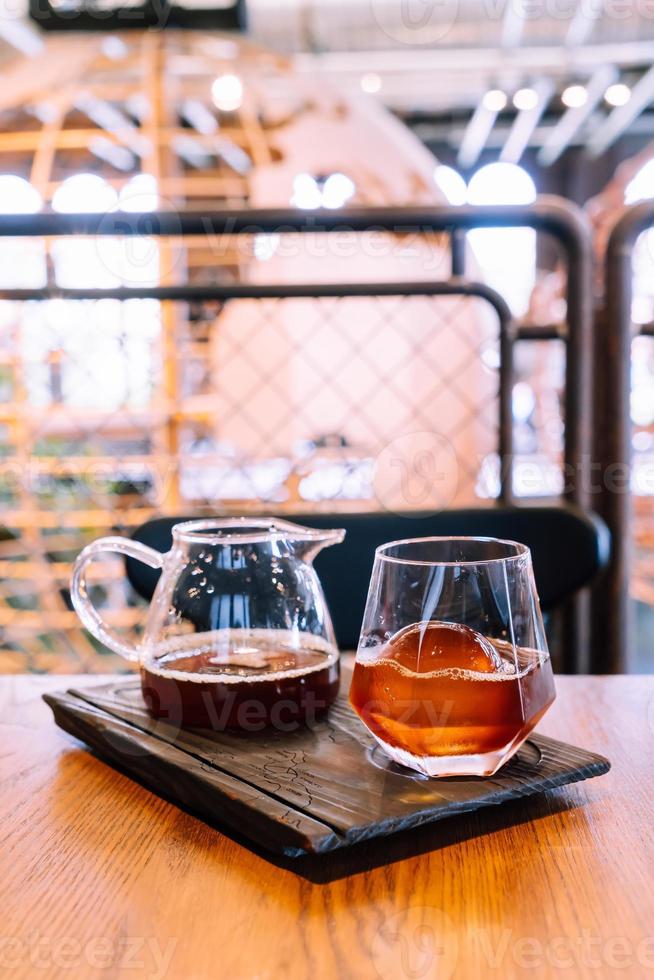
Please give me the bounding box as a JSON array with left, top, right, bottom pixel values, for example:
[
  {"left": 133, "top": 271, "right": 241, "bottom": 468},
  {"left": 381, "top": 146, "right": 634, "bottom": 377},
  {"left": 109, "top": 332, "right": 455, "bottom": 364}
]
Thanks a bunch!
[{"left": 126, "top": 505, "right": 610, "bottom": 653}]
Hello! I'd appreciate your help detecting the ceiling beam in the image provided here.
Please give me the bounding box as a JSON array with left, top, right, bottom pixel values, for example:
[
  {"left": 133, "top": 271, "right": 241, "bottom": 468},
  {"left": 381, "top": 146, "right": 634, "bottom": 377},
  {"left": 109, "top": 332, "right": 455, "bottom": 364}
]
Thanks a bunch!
[
  {"left": 587, "top": 63, "right": 654, "bottom": 157},
  {"left": 0, "top": 7, "right": 43, "bottom": 57},
  {"left": 500, "top": 79, "right": 554, "bottom": 163},
  {"left": 88, "top": 137, "right": 137, "bottom": 172},
  {"left": 458, "top": 98, "right": 502, "bottom": 169},
  {"left": 294, "top": 40, "right": 654, "bottom": 77},
  {"left": 75, "top": 94, "right": 150, "bottom": 160},
  {"left": 538, "top": 65, "right": 616, "bottom": 166},
  {"left": 414, "top": 114, "right": 654, "bottom": 150},
  {"left": 501, "top": 0, "right": 526, "bottom": 48},
  {"left": 180, "top": 99, "right": 218, "bottom": 135},
  {"left": 565, "top": 0, "right": 603, "bottom": 48}
]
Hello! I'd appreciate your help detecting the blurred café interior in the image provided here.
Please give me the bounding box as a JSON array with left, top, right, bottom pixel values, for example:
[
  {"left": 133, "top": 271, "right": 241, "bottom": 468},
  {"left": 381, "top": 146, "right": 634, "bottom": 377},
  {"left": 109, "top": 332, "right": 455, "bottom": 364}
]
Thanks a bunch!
[{"left": 0, "top": 0, "right": 652, "bottom": 675}]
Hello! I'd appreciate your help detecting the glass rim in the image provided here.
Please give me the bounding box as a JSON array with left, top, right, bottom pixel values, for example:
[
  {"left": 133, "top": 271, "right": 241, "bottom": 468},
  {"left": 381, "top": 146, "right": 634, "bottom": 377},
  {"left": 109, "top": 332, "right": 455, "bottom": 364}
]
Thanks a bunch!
[
  {"left": 172, "top": 516, "right": 344, "bottom": 545},
  {"left": 375, "top": 535, "right": 530, "bottom": 567}
]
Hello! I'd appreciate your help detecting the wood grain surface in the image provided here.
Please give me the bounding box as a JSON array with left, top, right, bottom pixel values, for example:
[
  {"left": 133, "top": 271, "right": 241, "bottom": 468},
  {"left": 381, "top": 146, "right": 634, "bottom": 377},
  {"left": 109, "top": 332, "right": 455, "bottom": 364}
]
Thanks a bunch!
[
  {"left": 2, "top": 669, "right": 654, "bottom": 980},
  {"left": 43, "top": 677, "right": 609, "bottom": 856}
]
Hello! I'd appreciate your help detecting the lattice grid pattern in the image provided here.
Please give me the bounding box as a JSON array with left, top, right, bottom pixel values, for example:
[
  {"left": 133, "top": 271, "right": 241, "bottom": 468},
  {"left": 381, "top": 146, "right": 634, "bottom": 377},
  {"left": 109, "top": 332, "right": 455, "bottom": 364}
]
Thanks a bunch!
[
  {"left": 0, "top": 290, "right": 505, "bottom": 672},
  {"left": 0, "top": 29, "right": 575, "bottom": 671}
]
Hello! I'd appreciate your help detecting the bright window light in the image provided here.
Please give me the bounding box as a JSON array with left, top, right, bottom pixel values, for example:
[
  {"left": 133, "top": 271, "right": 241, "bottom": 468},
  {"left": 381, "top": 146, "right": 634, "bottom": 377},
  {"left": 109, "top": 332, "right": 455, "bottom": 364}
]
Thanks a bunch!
[
  {"left": 632, "top": 385, "right": 654, "bottom": 426},
  {"left": 321, "top": 173, "right": 355, "bottom": 209},
  {"left": 0, "top": 175, "right": 45, "bottom": 288},
  {"left": 52, "top": 174, "right": 118, "bottom": 213},
  {"left": 626, "top": 160, "right": 654, "bottom": 205},
  {"left": 211, "top": 74, "right": 243, "bottom": 112},
  {"left": 253, "top": 233, "right": 280, "bottom": 261},
  {"left": 482, "top": 89, "right": 507, "bottom": 112},
  {"left": 291, "top": 173, "right": 356, "bottom": 210},
  {"left": 291, "top": 173, "right": 322, "bottom": 210},
  {"left": 0, "top": 175, "right": 42, "bottom": 214},
  {"left": 52, "top": 239, "right": 119, "bottom": 289},
  {"left": 467, "top": 162, "right": 536, "bottom": 206},
  {"left": 22, "top": 297, "right": 160, "bottom": 411},
  {"left": 513, "top": 381, "right": 536, "bottom": 422},
  {"left": 119, "top": 173, "right": 159, "bottom": 212},
  {"left": 434, "top": 165, "right": 467, "bottom": 205},
  {"left": 627, "top": 159, "right": 654, "bottom": 323},
  {"left": 604, "top": 83, "right": 631, "bottom": 107},
  {"left": 561, "top": 85, "right": 588, "bottom": 109},
  {"left": 467, "top": 162, "right": 537, "bottom": 317},
  {"left": 52, "top": 175, "right": 159, "bottom": 288}
]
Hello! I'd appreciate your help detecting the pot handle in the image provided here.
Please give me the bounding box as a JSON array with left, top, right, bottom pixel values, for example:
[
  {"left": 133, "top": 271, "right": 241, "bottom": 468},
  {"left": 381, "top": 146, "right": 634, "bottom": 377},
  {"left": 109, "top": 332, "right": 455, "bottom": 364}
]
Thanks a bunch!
[{"left": 71, "top": 536, "right": 165, "bottom": 662}]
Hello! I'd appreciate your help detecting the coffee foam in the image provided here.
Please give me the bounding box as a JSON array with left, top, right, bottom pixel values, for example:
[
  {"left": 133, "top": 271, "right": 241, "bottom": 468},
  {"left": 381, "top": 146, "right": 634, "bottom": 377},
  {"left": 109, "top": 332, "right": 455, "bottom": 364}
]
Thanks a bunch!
[
  {"left": 142, "top": 627, "right": 338, "bottom": 684},
  {"left": 355, "top": 646, "right": 547, "bottom": 682}
]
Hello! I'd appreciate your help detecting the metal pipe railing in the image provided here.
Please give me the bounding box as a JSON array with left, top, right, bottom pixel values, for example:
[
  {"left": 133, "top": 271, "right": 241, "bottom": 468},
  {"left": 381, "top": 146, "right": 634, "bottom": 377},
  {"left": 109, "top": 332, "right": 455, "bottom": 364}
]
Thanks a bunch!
[
  {"left": 0, "top": 278, "right": 515, "bottom": 502},
  {"left": 0, "top": 196, "right": 594, "bottom": 506},
  {"left": 593, "top": 201, "right": 654, "bottom": 672},
  {"left": 0, "top": 198, "right": 595, "bottom": 668}
]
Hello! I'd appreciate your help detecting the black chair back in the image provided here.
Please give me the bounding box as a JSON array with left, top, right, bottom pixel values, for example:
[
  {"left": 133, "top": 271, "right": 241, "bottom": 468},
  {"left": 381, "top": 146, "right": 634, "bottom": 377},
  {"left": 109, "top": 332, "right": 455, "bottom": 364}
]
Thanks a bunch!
[{"left": 126, "top": 506, "right": 609, "bottom": 655}]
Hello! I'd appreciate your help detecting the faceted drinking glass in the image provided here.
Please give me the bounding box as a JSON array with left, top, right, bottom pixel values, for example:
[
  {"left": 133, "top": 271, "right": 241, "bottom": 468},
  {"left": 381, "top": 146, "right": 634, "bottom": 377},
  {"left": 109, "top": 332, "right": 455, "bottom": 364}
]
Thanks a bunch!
[{"left": 349, "top": 536, "right": 556, "bottom": 777}]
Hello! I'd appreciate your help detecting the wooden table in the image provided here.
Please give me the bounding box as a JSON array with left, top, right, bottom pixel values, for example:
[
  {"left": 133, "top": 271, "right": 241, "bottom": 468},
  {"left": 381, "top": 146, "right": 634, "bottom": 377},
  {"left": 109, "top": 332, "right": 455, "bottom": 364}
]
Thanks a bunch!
[{"left": 2, "top": 672, "right": 654, "bottom": 980}]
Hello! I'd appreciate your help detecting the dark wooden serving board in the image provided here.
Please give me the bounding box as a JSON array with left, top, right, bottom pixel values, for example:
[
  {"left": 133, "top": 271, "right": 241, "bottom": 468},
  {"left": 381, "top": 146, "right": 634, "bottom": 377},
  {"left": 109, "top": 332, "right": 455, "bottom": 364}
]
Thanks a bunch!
[{"left": 44, "top": 670, "right": 610, "bottom": 858}]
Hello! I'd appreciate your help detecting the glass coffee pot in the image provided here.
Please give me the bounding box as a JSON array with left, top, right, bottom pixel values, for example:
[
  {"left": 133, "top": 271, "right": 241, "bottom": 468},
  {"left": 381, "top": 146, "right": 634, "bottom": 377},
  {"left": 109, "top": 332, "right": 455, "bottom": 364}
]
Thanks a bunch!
[{"left": 71, "top": 518, "right": 345, "bottom": 730}]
